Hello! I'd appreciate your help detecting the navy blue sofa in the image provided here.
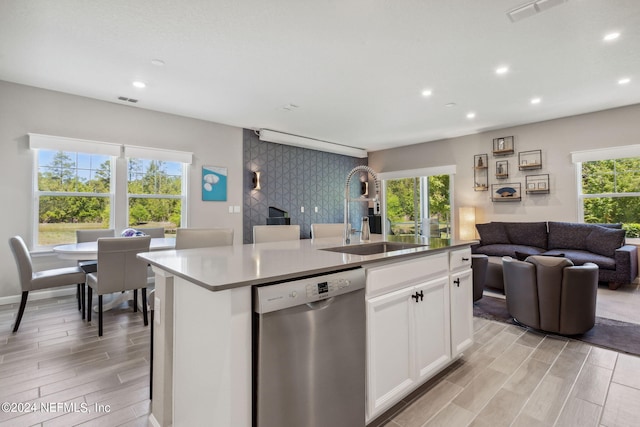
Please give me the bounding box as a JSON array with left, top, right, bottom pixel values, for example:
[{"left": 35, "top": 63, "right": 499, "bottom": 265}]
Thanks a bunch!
[{"left": 471, "top": 221, "right": 638, "bottom": 290}]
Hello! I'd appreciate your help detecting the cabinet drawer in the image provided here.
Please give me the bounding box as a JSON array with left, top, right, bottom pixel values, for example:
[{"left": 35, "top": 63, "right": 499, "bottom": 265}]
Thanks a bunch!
[
  {"left": 449, "top": 247, "right": 472, "bottom": 271},
  {"left": 366, "top": 253, "right": 448, "bottom": 297}
]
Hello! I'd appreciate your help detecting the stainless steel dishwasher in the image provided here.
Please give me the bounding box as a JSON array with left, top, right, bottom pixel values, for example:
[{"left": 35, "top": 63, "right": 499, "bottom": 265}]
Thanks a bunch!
[{"left": 254, "top": 267, "right": 366, "bottom": 427}]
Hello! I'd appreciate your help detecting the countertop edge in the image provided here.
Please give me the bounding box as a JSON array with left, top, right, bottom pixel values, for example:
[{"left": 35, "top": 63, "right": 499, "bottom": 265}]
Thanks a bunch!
[{"left": 141, "top": 241, "right": 474, "bottom": 292}]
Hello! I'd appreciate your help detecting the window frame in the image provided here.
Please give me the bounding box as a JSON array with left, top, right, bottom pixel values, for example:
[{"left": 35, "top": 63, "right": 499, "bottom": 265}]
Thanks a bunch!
[
  {"left": 30, "top": 134, "right": 192, "bottom": 250},
  {"left": 378, "top": 165, "right": 456, "bottom": 238},
  {"left": 576, "top": 160, "right": 640, "bottom": 223},
  {"left": 126, "top": 159, "right": 189, "bottom": 229}
]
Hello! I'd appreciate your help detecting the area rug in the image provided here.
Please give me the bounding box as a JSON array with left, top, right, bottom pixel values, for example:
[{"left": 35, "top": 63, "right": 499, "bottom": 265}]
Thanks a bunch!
[{"left": 474, "top": 295, "right": 640, "bottom": 357}]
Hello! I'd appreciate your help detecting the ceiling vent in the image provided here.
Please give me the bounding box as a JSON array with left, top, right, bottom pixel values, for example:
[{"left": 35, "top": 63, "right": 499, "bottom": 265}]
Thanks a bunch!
[
  {"left": 117, "top": 96, "right": 138, "bottom": 103},
  {"left": 507, "top": 0, "right": 566, "bottom": 22}
]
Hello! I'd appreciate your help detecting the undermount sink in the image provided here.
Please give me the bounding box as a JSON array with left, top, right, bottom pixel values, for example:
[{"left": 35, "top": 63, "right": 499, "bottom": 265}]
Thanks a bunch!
[{"left": 321, "top": 241, "right": 428, "bottom": 256}]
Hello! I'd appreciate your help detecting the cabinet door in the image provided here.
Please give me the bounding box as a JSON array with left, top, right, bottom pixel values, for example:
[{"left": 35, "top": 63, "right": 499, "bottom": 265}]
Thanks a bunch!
[
  {"left": 450, "top": 269, "right": 474, "bottom": 356},
  {"left": 366, "top": 286, "right": 414, "bottom": 419},
  {"left": 412, "top": 276, "right": 451, "bottom": 383}
]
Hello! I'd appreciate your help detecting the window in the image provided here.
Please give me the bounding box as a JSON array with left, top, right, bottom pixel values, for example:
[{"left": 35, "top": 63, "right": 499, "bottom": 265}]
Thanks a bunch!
[
  {"left": 127, "top": 158, "right": 185, "bottom": 233},
  {"left": 380, "top": 166, "right": 455, "bottom": 239},
  {"left": 30, "top": 134, "right": 192, "bottom": 248},
  {"left": 579, "top": 158, "right": 640, "bottom": 237},
  {"left": 35, "top": 150, "right": 113, "bottom": 246}
]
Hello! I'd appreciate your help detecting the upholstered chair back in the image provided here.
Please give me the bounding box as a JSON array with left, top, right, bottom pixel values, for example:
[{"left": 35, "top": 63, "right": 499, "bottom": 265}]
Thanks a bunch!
[
  {"left": 175, "top": 228, "right": 234, "bottom": 249},
  {"left": 76, "top": 229, "right": 115, "bottom": 243},
  {"left": 253, "top": 225, "right": 300, "bottom": 243},
  {"left": 9, "top": 236, "right": 34, "bottom": 292},
  {"left": 92, "top": 236, "right": 151, "bottom": 294}
]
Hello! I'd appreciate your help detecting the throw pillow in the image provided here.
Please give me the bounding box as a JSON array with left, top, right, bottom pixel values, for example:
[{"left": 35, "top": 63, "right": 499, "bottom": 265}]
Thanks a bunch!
[
  {"left": 504, "top": 222, "right": 548, "bottom": 249},
  {"left": 515, "top": 251, "right": 565, "bottom": 262},
  {"left": 475, "top": 222, "right": 509, "bottom": 245},
  {"left": 548, "top": 222, "right": 591, "bottom": 251},
  {"left": 586, "top": 226, "right": 626, "bottom": 258}
]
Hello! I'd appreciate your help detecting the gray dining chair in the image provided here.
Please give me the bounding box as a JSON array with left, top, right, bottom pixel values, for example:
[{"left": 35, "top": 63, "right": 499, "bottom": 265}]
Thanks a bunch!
[
  {"left": 76, "top": 229, "right": 116, "bottom": 243},
  {"left": 86, "top": 236, "right": 151, "bottom": 336},
  {"left": 134, "top": 227, "right": 165, "bottom": 238},
  {"left": 253, "top": 225, "right": 300, "bottom": 243},
  {"left": 9, "top": 236, "right": 87, "bottom": 333},
  {"left": 75, "top": 229, "right": 115, "bottom": 317},
  {"left": 175, "top": 228, "right": 234, "bottom": 249},
  {"left": 311, "top": 223, "right": 346, "bottom": 238}
]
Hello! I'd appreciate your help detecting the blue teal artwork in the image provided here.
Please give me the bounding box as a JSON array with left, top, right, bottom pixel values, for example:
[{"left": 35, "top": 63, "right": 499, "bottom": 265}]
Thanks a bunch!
[{"left": 202, "top": 166, "right": 227, "bottom": 201}]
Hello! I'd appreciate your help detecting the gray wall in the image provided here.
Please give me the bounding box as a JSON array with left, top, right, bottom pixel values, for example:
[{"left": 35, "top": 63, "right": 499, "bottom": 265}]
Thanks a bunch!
[
  {"left": 243, "top": 129, "right": 367, "bottom": 242},
  {"left": 0, "top": 80, "right": 243, "bottom": 299},
  {"left": 369, "top": 103, "right": 640, "bottom": 237}
]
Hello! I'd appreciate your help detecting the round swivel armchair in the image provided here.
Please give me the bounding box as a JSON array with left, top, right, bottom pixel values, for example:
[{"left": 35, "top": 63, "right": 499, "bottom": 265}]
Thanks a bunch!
[{"left": 502, "top": 255, "right": 599, "bottom": 335}]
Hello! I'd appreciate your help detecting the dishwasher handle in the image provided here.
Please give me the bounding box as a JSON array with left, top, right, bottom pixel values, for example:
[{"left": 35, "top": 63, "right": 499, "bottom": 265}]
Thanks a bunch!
[{"left": 306, "top": 297, "right": 335, "bottom": 310}]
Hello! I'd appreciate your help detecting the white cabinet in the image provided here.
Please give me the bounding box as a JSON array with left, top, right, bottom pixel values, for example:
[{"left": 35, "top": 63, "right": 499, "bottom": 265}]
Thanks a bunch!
[
  {"left": 450, "top": 269, "right": 473, "bottom": 356},
  {"left": 365, "top": 257, "right": 451, "bottom": 420},
  {"left": 413, "top": 278, "right": 451, "bottom": 381},
  {"left": 366, "top": 286, "right": 414, "bottom": 416},
  {"left": 449, "top": 247, "right": 473, "bottom": 357},
  {"left": 366, "top": 246, "right": 474, "bottom": 422}
]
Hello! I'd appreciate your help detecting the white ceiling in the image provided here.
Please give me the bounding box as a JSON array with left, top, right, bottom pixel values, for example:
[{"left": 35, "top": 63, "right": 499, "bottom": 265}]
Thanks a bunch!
[{"left": 1, "top": 0, "right": 639, "bottom": 152}]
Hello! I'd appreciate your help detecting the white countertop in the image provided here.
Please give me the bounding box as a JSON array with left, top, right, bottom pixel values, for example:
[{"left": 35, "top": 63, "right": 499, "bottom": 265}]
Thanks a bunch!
[{"left": 138, "top": 235, "right": 475, "bottom": 291}]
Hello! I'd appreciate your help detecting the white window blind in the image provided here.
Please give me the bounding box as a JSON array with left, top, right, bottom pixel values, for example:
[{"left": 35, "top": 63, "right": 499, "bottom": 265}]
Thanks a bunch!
[
  {"left": 28, "top": 133, "right": 121, "bottom": 157},
  {"left": 571, "top": 144, "right": 640, "bottom": 163},
  {"left": 124, "top": 145, "right": 193, "bottom": 164}
]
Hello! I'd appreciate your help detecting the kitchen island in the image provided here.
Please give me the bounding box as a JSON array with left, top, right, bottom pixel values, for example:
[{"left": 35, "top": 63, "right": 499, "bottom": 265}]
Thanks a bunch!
[{"left": 138, "top": 235, "right": 475, "bottom": 427}]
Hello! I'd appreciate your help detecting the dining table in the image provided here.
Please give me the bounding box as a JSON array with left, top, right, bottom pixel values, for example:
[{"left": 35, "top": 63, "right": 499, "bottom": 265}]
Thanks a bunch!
[
  {"left": 52, "top": 237, "right": 176, "bottom": 260},
  {"left": 52, "top": 237, "right": 176, "bottom": 311}
]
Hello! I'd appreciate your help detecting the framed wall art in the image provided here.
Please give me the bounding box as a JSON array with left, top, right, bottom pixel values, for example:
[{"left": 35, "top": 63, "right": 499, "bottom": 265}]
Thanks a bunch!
[{"left": 202, "top": 166, "right": 228, "bottom": 201}]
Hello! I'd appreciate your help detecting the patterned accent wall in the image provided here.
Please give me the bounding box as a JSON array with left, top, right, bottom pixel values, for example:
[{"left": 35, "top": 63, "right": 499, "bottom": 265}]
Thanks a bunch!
[{"left": 243, "top": 129, "right": 368, "bottom": 243}]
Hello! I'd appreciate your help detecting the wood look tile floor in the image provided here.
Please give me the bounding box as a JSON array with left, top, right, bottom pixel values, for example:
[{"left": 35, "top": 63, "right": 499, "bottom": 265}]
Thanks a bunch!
[
  {"left": 374, "top": 316, "right": 640, "bottom": 427},
  {"left": 0, "top": 294, "right": 150, "bottom": 427},
  {"left": 3, "top": 292, "right": 640, "bottom": 427}
]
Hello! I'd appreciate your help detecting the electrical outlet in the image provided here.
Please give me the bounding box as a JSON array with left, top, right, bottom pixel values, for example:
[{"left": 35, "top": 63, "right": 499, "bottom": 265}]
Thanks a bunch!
[
  {"left": 314, "top": 206, "right": 318, "bottom": 213},
  {"left": 228, "top": 205, "right": 234, "bottom": 213},
  {"left": 301, "top": 206, "right": 304, "bottom": 213}
]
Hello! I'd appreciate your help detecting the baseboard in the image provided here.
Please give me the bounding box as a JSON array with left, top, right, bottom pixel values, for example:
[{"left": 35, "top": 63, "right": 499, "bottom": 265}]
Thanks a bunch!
[
  {"left": 0, "top": 286, "right": 76, "bottom": 306},
  {"left": 483, "top": 289, "right": 506, "bottom": 300},
  {"left": 147, "top": 413, "right": 162, "bottom": 427}
]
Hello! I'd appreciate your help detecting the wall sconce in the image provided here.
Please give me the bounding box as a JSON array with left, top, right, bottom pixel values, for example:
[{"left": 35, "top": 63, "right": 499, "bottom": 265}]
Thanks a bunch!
[
  {"left": 459, "top": 206, "right": 476, "bottom": 240},
  {"left": 252, "top": 171, "right": 261, "bottom": 190}
]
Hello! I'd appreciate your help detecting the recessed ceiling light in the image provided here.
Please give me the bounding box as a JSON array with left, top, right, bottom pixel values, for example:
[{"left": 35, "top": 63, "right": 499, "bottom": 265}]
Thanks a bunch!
[
  {"left": 421, "top": 89, "right": 432, "bottom": 97},
  {"left": 531, "top": 97, "right": 542, "bottom": 104},
  {"left": 151, "top": 59, "right": 165, "bottom": 66},
  {"left": 466, "top": 112, "right": 476, "bottom": 119},
  {"left": 495, "top": 66, "right": 509, "bottom": 75},
  {"left": 618, "top": 78, "right": 631, "bottom": 85},
  {"left": 604, "top": 32, "right": 620, "bottom": 41},
  {"left": 132, "top": 81, "right": 146, "bottom": 89}
]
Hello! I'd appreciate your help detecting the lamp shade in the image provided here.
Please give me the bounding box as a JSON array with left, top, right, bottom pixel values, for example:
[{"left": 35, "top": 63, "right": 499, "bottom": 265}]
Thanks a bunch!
[{"left": 459, "top": 207, "right": 476, "bottom": 240}]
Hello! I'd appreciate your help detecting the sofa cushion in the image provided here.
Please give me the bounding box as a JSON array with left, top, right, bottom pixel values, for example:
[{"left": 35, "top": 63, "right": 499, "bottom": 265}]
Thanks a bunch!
[
  {"left": 543, "top": 249, "right": 616, "bottom": 270},
  {"left": 585, "top": 226, "right": 626, "bottom": 258},
  {"left": 504, "top": 222, "right": 548, "bottom": 249},
  {"left": 475, "top": 244, "right": 544, "bottom": 258},
  {"left": 475, "top": 222, "right": 509, "bottom": 245},
  {"left": 548, "top": 222, "right": 593, "bottom": 251}
]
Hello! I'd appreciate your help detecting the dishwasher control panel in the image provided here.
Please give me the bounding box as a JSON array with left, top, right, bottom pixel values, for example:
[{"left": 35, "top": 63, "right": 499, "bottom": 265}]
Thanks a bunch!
[
  {"left": 254, "top": 268, "right": 365, "bottom": 314},
  {"left": 306, "top": 278, "right": 352, "bottom": 298}
]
